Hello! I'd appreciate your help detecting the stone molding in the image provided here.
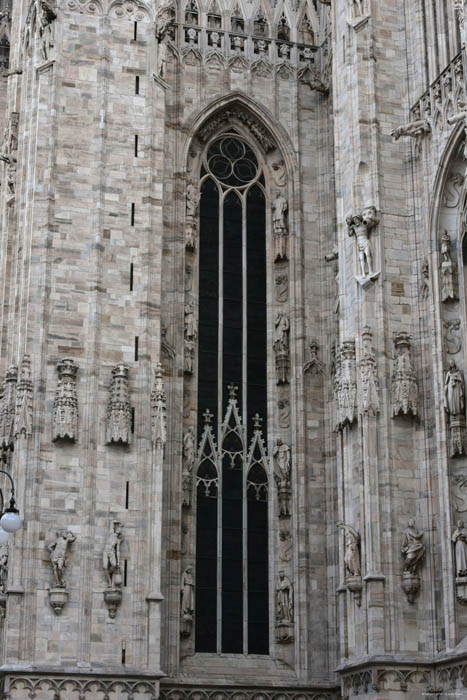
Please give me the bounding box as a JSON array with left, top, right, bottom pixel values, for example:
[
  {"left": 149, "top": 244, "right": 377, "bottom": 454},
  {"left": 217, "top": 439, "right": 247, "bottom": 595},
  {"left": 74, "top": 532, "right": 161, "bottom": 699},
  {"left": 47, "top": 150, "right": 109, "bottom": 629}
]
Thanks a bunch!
[
  {"left": 160, "top": 685, "right": 340, "bottom": 700},
  {"left": 1, "top": 672, "right": 162, "bottom": 699}
]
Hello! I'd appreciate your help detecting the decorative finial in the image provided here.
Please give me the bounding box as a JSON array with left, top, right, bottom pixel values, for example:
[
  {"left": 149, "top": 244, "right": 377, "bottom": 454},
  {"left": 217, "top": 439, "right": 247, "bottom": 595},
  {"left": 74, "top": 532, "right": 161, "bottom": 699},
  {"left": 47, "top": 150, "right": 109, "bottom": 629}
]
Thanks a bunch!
[
  {"left": 203, "top": 409, "right": 213, "bottom": 425},
  {"left": 228, "top": 384, "right": 238, "bottom": 399},
  {"left": 252, "top": 413, "right": 263, "bottom": 430}
]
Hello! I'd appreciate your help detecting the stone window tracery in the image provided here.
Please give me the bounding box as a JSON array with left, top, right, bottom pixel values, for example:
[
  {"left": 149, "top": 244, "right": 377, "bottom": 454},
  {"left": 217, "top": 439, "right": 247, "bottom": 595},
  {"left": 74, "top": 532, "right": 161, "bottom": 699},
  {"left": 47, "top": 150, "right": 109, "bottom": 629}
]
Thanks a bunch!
[{"left": 191, "top": 133, "right": 269, "bottom": 655}]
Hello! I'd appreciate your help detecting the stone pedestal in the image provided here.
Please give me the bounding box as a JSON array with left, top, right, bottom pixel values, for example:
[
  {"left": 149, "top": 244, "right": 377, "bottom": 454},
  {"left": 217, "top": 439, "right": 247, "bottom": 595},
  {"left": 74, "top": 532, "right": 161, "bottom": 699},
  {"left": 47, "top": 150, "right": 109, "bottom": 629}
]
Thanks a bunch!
[
  {"left": 275, "top": 622, "right": 294, "bottom": 643},
  {"left": 345, "top": 574, "right": 362, "bottom": 606},
  {"left": 48, "top": 587, "right": 69, "bottom": 615},
  {"left": 455, "top": 576, "right": 467, "bottom": 604},
  {"left": 402, "top": 572, "right": 420, "bottom": 603},
  {"left": 103, "top": 587, "right": 122, "bottom": 619}
]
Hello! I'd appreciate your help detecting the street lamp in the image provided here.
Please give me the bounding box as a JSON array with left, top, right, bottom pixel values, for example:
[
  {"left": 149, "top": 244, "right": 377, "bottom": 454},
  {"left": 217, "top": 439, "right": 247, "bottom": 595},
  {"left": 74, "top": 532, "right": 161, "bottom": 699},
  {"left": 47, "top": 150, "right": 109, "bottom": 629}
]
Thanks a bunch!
[{"left": 0, "top": 451, "right": 21, "bottom": 537}]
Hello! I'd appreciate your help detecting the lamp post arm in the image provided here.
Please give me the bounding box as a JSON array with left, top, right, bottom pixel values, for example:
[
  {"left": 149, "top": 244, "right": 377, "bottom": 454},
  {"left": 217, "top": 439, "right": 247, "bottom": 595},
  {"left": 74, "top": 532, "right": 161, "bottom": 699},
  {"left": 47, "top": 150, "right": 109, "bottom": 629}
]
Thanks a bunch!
[{"left": 0, "top": 470, "right": 15, "bottom": 498}]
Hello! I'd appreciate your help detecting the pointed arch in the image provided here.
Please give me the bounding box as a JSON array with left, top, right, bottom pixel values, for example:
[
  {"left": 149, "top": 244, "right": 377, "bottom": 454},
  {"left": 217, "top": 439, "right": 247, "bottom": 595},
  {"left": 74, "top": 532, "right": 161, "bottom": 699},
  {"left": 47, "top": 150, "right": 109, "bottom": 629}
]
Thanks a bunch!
[
  {"left": 297, "top": 0, "right": 319, "bottom": 44},
  {"left": 184, "top": 0, "right": 199, "bottom": 25},
  {"left": 231, "top": 1, "right": 245, "bottom": 32}
]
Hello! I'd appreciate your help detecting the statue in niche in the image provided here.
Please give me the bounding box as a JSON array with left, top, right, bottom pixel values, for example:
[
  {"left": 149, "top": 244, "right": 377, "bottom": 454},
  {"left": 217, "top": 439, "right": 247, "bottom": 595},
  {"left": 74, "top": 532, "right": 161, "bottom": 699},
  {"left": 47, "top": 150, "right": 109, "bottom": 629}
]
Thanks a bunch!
[
  {"left": 48, "top": 529, "right": 76, "bottom": 588},
  {"left": 272, "top": 191, "right": 289, "bottom": 261},
  {"left": 0, "top": 113, "right": 18, "bottom": 197},
  {"left": 401, "top": 519, "right": 425, "bottom": 576},
  {"left": 180, "top": 566, "right": 195, "bottom": 638},
  {"left": 0, "top": 543, "right": 8, "bottom": 594},
  {"left": 273, "top": 312, "right": 290, "bottom": 384},
  {"left": 440, "top": 231, "right": 458, "bottom": 302},
  {"left": 186, "top": 182, "right": 200, "bottom": 251},
  {"left": 273, "top": 439, "right": 291, "bottom": 517},
  {"left": 337, "top": 522, "right": 361, "bottom": 577},
  {"left": 445, "top": 360, "right": 465, "bottom": 417},
  {"left": 279, "top": 529, "right": 292, "bottom": 562},
  {"left": 103, "top": 521, "right": 123, "bottom": 589},
  {"left": 185, "top": 264, "right": 193, "bottom": 293},
  {"left": 421, "top": 258, "right": 430, "bottom": 300},
  {"left": 453, "top": 520, "right": 467, "bottom": 577},
  {"left": 276, "top": 570, "right": 293, "bottom": 623},
  {"left": 183, "top": 388, "right": 191, "bottom": 419},
  {"left": 346, "top": 206, "right": 379, "bottom": 283},
  {"left": 337, "top": 521, "right": 362, "bottom": 605},
  {"left": 184, "top": 339, "right": 195, "bottom": 375},
  {"left": 184, "top": 301, "right": 198, "bottom": 342},
  {"left": 445, "top": 360, "right": 466, "bottom": 457},
  {"left": 182, "top": 427, "right": 196, "bottom": 507}
]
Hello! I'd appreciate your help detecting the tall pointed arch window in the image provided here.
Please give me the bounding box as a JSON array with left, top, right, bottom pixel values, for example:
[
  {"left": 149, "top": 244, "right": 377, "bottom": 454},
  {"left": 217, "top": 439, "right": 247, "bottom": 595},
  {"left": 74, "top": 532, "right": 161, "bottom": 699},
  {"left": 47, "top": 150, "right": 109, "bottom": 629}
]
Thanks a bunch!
[{"left": 195, "top": 134, "right": 269, "bottom": 655}]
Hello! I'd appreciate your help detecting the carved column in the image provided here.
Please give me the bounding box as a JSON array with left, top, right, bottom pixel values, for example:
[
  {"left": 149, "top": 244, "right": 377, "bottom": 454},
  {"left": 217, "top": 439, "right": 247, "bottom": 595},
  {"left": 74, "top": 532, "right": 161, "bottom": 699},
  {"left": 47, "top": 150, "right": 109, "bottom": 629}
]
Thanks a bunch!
[{"left": 105, "top": 364, "right": 132, "bottom": 446}]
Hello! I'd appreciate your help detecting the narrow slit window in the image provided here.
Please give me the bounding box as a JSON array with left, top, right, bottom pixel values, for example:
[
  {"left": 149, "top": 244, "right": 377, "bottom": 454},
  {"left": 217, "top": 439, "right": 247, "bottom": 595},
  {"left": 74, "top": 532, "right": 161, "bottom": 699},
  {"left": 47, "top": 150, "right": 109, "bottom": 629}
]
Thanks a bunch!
[
  {"left": 125, "top": 481, "right": 129, "bottom": 509},
  {"left": 135, "top": 76, "right": 140, "bottom": 95},
  {"left": 134, "top": 135, "right": 139, "bottom": 158},
  {"left": 131, "top": 406, "right": 135, "bottom": 433},
  {"left": 130, "top": 263, "right": 134, "bottom": 291},
  {"left": 121, "top": 643, "right": 126, "bottom": 664},
  {"left": 133, "top": 21, "right": 137, "bottom": 40},
  {"left": 134, "top": 336, "right": 139, "bottom": 361},
  {"left": 124, "top": 559, "right": 128, "bottom": 586},
  {"left": 131, "top": 202, "right": 135, "bottom": 226}
]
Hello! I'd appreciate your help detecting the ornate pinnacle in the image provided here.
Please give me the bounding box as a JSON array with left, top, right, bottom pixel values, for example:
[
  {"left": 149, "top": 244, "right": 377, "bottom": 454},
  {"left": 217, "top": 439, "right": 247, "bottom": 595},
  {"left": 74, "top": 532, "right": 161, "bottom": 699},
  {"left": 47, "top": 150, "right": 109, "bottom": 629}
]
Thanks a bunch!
[
  {"left": 203, "top": 409, "right": 213, "bottom": 425},
  {"left": 252, "top": 413, "right": 263, "bottom": 430},
  {"left": 228, "top": 384, "right": 238, "bottom": 399}
]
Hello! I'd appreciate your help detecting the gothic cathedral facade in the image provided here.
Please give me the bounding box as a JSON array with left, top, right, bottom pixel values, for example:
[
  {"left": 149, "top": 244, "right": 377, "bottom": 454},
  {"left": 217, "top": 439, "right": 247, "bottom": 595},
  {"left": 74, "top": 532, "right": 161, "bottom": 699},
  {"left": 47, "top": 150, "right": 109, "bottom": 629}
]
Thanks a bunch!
[{"left": 0, "top": 0, "right": 466, "bottom": 697}]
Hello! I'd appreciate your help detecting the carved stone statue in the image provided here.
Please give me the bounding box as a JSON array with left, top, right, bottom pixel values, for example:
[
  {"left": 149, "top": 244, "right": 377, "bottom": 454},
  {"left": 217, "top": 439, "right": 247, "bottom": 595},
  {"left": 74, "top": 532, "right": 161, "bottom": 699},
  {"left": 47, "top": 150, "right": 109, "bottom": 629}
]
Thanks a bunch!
[
  {"left": 184, "top": 301, "right": 198, "bottom": 342},
  {"left": 359, "top": 326, "right": 379, "bottom": 416},
  {"left": 346, "top": 206, "right": 379, "bottom": 281},
  {"left": 275, "top": 273, "right": 288, "bottom": 302},
  {"left": 272, "top": 191, "right": 288, "bottom": 261},
  {"left": 103, "top": 520, "right": 123, "bottom": 589},
  {"left": 391, "top": 119, "right": 431, "bottom": 141},
  {"left": 276, "top": 570, "right": 293, "bottom": 623},
  {"left": 182, "top": 427, "right": 196, "bottom": 507},
  {"left": 440, "top": 231, "right": 458, "bottom": 302},
  {"left": 453, "top": 520, "right": 467, "bottom": 577},
  {"left": 445, "top": 360, "right": 465, "bottom": 416},
  {"left": 103, "top": 521, "right": 124, "bottom": 618},
  {"left": 37, "top": 0, "right": 57, "bottom": 61},
  {"left": 391, "top": 332, "right": 419, "bottom": 418},
  {"left": 180, "top": 566, "right": 195, "bottom": 638},
  {"left": 0, "top": 543, "right": 8, "bottom": 594},
  {"left": 14, "top": 354, "right": 33, "bottom": 439},
  {"left": 155, "top": 11, "right": 175, "bottom": 78},
  {"left": 106, "top": 365, "right": 132, "bottom": 446},
  {"left": 445, "top": 360, "right": 466, "bottom": 457},
  {"left": 48, "top": 529, "right": 76, "bottom": 588},
  {"left": 337, "top": 521, "right": 362, "bottom": 605},
  {"left": 273, "top": 439, "right": 291, "bottom": 516},
  {"left": 273, "top": 312, "right": 290, "bottom": 384},
  {"left": 278, "top": 398, "right": 290, "bottom": 428},
  {"left": 52, "top": 358, "right": 78, "bottom": 442},
  {"left": 337, "top": 522, "right": 361, "bottom": 577},
  {"left": 184, "top": 339, "right": 195, "bottom": 375},
  {"left": 186, "top": 182, "right": 200, "bottom": 250},
  {"left": 0, "top": 113, "right": 19, "bottom": 197},
  {"left": 401, "top": 519, "right": 425, "bottom": 575}
]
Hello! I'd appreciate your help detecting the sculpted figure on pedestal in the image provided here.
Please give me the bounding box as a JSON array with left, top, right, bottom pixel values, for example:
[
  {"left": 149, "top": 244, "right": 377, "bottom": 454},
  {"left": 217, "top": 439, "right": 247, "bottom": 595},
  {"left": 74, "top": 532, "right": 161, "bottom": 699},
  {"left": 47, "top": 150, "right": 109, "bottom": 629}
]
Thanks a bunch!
[
  {"left": 337, "top": 522, "right": 361, "bottom": 577},
  {"left": 0, "top": 543, "right": 8, "bottom": 594},
  {"left": 156, "top": 8, "right": 175, "bottom": 78},
  {"left": 453, "top": 520, "right": 467, "bottom": 577},
  {"left": 37, "top": 0, "right": 57, "bottom": 61},
  {"left": 445, "top": 360, "right": 466, "bottom": 456},
  {"left": 273, "top": 312, "right": 290, "bottom": 385},
  {"left": 440, "top": 231, "right": 458, "bottom": 302},
  {"left": 182, "top": 427, "right": 196, "bottom": 507},
  {"left": 272, "top": 191, "right": 288, "bottom": 261},
  {"left": 103, "top": 521, "right": 123, "bottom": 589},
  {"left": 180, "top": 566, "right": 195, "bottom": 638},
  {"left": 48, "top": 529, "right": 76, "bottom": 588},
  {"left": 276, "top": 570, "right": 293, "bottom": 623},
  {"left": 401, "top": 519, "right": 425, "bottom": 575},
  {"left": 273, "top": 439, "right": 291, "bottom": 517},
  {"left": 346, "top": 206, "right": 379, "bottom": 283},
  {"left": 445, "top": 360, "right": 465, "bottom": 416}
]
